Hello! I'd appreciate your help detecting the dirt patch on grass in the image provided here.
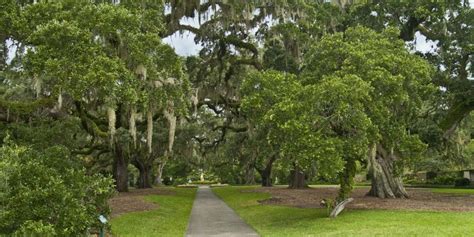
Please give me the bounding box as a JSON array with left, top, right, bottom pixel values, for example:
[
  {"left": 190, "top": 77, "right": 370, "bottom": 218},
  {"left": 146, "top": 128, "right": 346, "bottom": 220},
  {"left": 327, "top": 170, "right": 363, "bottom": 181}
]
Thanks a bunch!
[
  {"left": 252, "top": 187, "right": 474, "bottom": 212},
  {"left": 108, "top": 188, "right": 175, "bottom": 218}
]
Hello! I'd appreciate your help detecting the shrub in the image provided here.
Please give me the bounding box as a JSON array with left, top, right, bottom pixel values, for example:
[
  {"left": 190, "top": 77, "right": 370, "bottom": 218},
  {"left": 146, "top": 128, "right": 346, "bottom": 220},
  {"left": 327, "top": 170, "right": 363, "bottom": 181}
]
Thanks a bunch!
[
  {"left": 454, "top": 178, "right": 471, "bottom": 187},
  {"left": 0, "top": 143, "right": 115, "bottom": 236},
  {"left": 431, "top": 172, "right": 458, "bottom": 185},
  {"left": 163, "top": 176, "right": 174, "bottom": 185}
]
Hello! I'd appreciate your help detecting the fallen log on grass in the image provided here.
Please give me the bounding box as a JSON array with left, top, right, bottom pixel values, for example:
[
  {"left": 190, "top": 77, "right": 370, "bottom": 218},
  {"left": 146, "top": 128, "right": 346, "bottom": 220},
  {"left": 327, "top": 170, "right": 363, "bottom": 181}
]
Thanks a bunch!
[{"left": 330, "top": 198, "right": 354, "bottom": 218}]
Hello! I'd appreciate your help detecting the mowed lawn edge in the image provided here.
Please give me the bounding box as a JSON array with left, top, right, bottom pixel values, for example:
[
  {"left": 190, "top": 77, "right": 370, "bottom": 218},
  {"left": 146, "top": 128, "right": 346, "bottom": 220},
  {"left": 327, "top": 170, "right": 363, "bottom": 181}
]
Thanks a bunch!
[
  {"left": 212, "top": 186, "right": 474, "bottom": 237},
  {"left": 110, "top": 187, "right": 196, "bottom": 237}
]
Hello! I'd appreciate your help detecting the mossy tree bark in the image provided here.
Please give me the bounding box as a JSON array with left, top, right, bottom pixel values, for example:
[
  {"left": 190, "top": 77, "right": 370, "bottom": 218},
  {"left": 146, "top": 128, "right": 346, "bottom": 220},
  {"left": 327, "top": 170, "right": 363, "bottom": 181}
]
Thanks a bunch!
[{"left": 338, "top": 158, "right": 356, "bottom": 201}]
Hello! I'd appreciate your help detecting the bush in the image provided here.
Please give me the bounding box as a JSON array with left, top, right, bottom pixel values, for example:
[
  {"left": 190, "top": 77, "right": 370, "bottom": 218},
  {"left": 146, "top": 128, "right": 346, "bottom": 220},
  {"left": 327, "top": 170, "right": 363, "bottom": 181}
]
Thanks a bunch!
[
  {"left": 431, "top": 172, "right": 458, "bottom": 185},
  {"left": 454, "top": 178, "right": 471, "bottom": 187},
  {"left": 163, "top": 176, "right": 174, "bottom": 185},
  {"left": 0, "top": 143, "right": 115, "bottom": 236}
]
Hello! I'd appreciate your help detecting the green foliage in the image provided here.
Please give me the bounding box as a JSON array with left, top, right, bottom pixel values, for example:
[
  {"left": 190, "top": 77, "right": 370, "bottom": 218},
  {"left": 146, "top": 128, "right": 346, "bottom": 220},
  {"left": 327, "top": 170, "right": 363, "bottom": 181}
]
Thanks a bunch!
[
  {"left": 431, "top": 172, "right": 459, "bottom": 186},
  {"left": 321, "top": 198, "right": 336, "bottom": 216},
  {"left": 0, "top": 118, "right": 86, "bottom": 150},
  {"left": 14, "top": 220, "right": 57, "bottom": 236},
  {"left": 241, "top": 26, "right": 434, "bottom": 197},
  {"left": 303, "top": 26, "right": 434, "bottom": 170},
  {"left": 0, "top": 143, "right": 115, "bottom": 236}
]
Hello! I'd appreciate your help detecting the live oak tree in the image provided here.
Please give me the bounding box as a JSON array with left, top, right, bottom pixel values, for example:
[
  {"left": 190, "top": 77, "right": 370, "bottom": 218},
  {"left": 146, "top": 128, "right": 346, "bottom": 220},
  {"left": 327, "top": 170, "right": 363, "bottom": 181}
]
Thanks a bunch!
[
  {"left": 343, "top": 1, "right": 473, "bottom": 196},
  {"left": 0, "top": 0, "right": 470, "bottom": 199},
  {"left": 244, "top": 27, "right": 433, "bottom": 199},
  {"left": 241, "top": 71, "right": 303, "bottom": 187},
  {"left": 302, "top": 27, "right": 434, "bottom": 198},
  {"left": 270, "top": 74, "right": 373, "bottom": 199},
  {"left": 6, "top": 1, "right": 189, "bottom": 191},
  {"left": 164, "top": 1, "right": 341, "bottom": 184}
]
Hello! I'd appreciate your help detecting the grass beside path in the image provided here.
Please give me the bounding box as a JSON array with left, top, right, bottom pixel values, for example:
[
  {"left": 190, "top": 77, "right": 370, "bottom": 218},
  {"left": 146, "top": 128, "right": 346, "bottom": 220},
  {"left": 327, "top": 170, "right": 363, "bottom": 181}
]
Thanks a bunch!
[
  {"left": 213, "top": 186, "right": 474, "bottom": 237},
  {"left": 111, "top": 187, "right": 196, "bottom": 237},
  {"left": 430, "top": 188, "right": 474, "bottom": 195}
]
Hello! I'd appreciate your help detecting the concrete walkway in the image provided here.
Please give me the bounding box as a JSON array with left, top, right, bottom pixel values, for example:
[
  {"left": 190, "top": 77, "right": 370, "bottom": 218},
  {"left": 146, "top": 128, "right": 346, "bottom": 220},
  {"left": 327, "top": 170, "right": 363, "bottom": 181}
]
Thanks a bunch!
[{"left": 186, "top": 186, "right": 259, "bottom": 237}]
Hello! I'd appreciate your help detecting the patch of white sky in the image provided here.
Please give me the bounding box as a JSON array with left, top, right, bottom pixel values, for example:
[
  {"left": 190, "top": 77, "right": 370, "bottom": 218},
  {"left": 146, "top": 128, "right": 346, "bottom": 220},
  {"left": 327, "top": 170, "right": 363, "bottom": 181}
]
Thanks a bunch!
[
  {"left": 164, "top": 1, "right": 473, "bottom": 81},
  {"left": 167, "top": 12, "right": 440, "bottom": 57},
  {"left": 165, "top": 1, "right": 474, "bottom": 58},
  {"left": 162, "top": 2, "right": 273, "bottom": 56},
  {"left": 162, "top": 2, "right": 206, "bottom": 57},
  {"left": 5, "top": 0, "right": 473, "bottom": 72}
]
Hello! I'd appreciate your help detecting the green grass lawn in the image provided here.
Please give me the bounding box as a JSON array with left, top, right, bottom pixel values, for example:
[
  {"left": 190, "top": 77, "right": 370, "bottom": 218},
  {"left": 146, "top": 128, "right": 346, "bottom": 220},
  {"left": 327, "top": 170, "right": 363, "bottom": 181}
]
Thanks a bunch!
[
  {"left": 430, "top": 188, "right": 474, "bottom": 195},
  {"left": 110, "top": 187, "right": 196, "bottom": 237},
  {"left": 213, "top": 186, "right": 474, "bottom": 237}
]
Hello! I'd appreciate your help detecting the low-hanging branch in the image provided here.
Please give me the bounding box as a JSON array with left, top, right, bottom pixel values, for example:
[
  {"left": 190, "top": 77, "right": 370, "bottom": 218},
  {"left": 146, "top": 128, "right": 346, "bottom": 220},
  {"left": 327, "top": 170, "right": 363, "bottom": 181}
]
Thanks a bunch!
[
  {"left": 74, "top": 101, "right": 108, "bottom": 139},
  {"left": 0, "top": 98, "right": 55, "bottom": 114},
  {"left": 440, "top": 100, "right": 474, "bottom": 137},
  {"left": 212, "top": 124, "right": 248, "bottom": 133},
  {"left": 72, "top": 144, "right": 110, "bottom": 155}
]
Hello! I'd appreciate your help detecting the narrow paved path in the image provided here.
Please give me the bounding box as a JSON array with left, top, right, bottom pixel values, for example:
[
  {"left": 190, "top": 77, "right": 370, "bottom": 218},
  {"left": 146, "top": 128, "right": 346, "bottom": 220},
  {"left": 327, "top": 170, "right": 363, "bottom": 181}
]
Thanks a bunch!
[{"left": 186, "top": 186, "right": 259, "bottom": 237}]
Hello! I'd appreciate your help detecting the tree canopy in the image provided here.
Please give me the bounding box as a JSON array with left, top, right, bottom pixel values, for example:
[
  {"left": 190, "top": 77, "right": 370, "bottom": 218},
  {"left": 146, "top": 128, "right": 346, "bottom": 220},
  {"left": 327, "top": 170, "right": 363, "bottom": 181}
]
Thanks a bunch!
[{"left": 0, "top": 0, "right": 473, "bottom": 234}]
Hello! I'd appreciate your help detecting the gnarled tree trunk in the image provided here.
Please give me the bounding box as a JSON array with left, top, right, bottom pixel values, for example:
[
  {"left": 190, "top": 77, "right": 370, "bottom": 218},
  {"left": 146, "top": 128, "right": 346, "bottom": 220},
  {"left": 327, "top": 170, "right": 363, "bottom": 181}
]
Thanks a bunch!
[
  {"left": 132, "top": 156, "right": 153, "bottom": 189},
  {"left": 155, "top": 103, "right": 176, "bottom": 186},
  {"left": 256, "top": 155, "right": 277, "bottom": 187},
  {"left": 367, "top": 144, "right": 408, "bottom": 198},
  {"left": 288, "top": 165, "right": 308, "bottom": 189}
]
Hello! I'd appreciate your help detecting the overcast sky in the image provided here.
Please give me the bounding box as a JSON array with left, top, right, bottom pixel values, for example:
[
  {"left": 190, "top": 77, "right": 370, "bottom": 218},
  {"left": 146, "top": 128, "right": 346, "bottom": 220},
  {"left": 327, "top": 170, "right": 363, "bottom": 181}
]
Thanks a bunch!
[
  {"left": 6, "top": 3, "right": 473, "bottom": 62},
  {"left": 163, "top": 1, "right": 474, "bottom": 56},
  {"left": 163, "top": 29, "right": 440, "bottom": 56}
]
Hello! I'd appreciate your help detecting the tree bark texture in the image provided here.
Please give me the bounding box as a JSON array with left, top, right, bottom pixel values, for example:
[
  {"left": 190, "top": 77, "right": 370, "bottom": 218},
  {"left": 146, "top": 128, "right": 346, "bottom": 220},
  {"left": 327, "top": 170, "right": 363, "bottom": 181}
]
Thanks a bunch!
[
  {"left": 257, "top": 155, "right": 277, "bottom": 187},
  {"left": 367, "top": 144, "right": 409, "bottom": 198},
  {"left": 155, "top": 161, "right": 166, "bottom": 185},
  {"left": 288, "top": 166, "right": 308, "bottom": 189},
  {"left": 338, "top": 158, "right": 356, "bottom": 201},
  {"left": 132, "top": 157, "right": 153, "bottom": 189},
  {"left": 244, "top": 164, "right": 256, "bottom": 185},
  {"left": 113, "top": 144, "right": 129, "bottom": 192}
]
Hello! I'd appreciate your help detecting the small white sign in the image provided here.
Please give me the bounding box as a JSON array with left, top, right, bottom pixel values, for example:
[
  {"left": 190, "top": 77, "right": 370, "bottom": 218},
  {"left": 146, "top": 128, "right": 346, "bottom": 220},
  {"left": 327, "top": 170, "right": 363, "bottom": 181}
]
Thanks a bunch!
[{"left": 99, "top": 215, "right": 107, "bottom": 224}]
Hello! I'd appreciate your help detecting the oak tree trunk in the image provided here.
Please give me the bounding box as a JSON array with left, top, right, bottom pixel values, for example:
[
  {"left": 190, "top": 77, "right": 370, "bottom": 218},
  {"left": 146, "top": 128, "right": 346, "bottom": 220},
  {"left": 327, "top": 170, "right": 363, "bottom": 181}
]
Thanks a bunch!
[
  {"left": 257, "top": 155, "right": 277, "bottom": 187},
  {"left": 261, "top": 169, "right": 272, "bottom": 187},
  {"left": 133, "top": 157, "right": 152, "bottom": 189},
  {"left": 288, "top": 166, "right": 307, "bottom": 189},
  {"left": 155, "top": 162, "right": 166, "bottom": 185},
  {"left": 244, "top": 165, "right": 256, "bottom": 185},
  {"left": 367, "top": 144, "right": 409, "bottom": 198},
  {"left": 113, "top": 145, "right": 129, "bottom": 192},
  {"left": 338, "top": 158, "right": 356, "bottom": 201}
]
